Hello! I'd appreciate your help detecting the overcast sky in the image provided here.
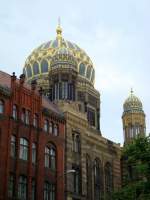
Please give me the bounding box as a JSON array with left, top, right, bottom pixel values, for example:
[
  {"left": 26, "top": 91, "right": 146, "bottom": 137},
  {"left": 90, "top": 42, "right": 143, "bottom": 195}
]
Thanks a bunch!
[{"left": 0, "top": 0, "right": 150, "bottom": 144}]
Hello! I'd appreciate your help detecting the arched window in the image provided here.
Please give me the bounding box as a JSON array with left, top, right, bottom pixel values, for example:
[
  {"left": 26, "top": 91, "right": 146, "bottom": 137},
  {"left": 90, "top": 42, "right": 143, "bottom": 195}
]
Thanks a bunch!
[
  {"left": 86, "top": 155, "right": 92, "bottom": 200},
  {"left": 105, "top": 162, "right": 113, "bottom": 198},
  {"left": 19, "top": 138, "right": 29, "bottom": 161},
  {"left": 44, "top": 182, "right": 55, "bottom": 200},
  {"left": 0, "top": 100, "right": 4, "bottom": 114},
  {"left": 41, "top": 60, "right": 48, "bottom": 73},
  {"left": 75, "top": 135, "right": 80, "bottom": 153},
  {"left": 79, "top": 63, "right": 85, "bottom": 76},
  {"left": 33, "top": 62, "right": 39, "bottom": 75},
  {"left": 45, "top": 145, "right": 56, "bottom": 170},
  {"left": 72, "top": 133, "right": 80, "bottom": 153},
  {"left": 44, "top": 119, "right": 49, "bottom": 132},
  {"left": 87, "top": 107, "right": 95, "bottom": 126},
  {"left": 33, "top": 114, "right": 38, "bottom": 128},
  {"left": 49, "top": 122, "right": 53, "bottom": 134},
  {"left": 86, "top": 65, "right": 92, "bottom": 79},
  {"left": 12, "top": 105, "right": 17, "bottom": 119},
  {"left": 94, "top": 159, "right": 103, "bottom": 200},
  {"left": 91, "top": 69, "right": 95, "bottom": 83},
  {"left": 26, "top": 65, "right": 32, "bottom": 78},
  {"left": 18, "top": 175, "right": 27, "bottom": 199},
  {"left": 54, "top": 124, "right": 58, "bottom": 136},
  {"left": 10, "top": 135, "right": 16, "bottom": 158},
  {"left": 32, "top": 143, "right": 36, "bottom": 164}
]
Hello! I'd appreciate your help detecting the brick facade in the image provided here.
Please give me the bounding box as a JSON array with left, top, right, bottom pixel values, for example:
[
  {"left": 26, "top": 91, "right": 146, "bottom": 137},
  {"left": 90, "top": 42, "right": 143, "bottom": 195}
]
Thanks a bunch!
[{"left": 0, "top": 71, "right": 65, "bottom": 200}]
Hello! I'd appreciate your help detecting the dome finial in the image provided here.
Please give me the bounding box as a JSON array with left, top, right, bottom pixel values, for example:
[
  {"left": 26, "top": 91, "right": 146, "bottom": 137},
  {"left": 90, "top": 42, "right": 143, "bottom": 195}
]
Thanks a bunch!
[
  {"left": 130, "top": 88, "right": 133, "bottom": 95},
  {"left": 56, "top": 17, "right": 62, "bottom": 40}
]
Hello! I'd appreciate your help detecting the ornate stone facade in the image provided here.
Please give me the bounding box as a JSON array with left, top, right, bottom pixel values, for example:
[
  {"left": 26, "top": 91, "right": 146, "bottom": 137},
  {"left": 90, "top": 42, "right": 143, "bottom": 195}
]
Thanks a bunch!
[{"left": 24, "top": 24, "right": 122, "bottom": 200}]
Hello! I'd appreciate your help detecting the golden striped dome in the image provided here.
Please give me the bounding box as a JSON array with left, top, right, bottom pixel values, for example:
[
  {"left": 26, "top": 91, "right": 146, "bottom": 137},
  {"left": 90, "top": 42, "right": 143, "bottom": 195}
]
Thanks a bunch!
[
  {"left": 23, "top": 25, "right": 95, "bottom": 85},
  {"left": 123, "top": 89, "right": 143, "bottom": 113}
]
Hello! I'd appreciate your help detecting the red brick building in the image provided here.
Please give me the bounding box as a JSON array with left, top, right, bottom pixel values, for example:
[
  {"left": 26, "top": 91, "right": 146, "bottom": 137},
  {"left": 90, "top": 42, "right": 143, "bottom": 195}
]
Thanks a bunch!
[{"left": 0, "top": 71, "right": 65, "bottom": 200}]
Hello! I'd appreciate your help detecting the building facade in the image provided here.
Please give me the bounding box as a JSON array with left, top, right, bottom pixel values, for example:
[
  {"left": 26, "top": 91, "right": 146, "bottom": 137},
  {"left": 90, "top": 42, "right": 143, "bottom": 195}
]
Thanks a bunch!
[
  {"left": 23, "top": 25, "right": 122, "bottom": 200},
  {"left": 0, "top": 71, "right": 65, "bottom": 200}
]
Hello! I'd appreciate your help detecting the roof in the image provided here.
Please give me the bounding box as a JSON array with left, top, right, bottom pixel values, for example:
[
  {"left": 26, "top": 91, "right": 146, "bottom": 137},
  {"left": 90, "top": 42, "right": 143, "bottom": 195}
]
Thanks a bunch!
[
  {"left": 42, "top": 96, "right": 64, "bottom": 116},
  {"left": 123, "top": 89, "right": 143, "bottom": 113},
  {"left": 0, "top": 70, "right": 64, "bottom": 117}
]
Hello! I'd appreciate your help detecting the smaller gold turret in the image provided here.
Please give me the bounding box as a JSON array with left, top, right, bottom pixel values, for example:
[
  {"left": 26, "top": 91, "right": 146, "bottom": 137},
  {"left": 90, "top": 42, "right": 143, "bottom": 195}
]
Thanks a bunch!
[{"left": 122, "top": 89, "right": 146, "bottom": 144}]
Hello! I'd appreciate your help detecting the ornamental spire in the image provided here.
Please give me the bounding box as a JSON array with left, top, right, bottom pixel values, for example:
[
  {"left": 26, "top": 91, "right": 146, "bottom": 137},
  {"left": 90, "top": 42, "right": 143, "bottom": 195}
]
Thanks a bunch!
[
  {"left": 130, "top": 88, "right": 134, "bottom": 96},
  {"left": 56, "top": 17, "right": 62, "bottom": 41}
]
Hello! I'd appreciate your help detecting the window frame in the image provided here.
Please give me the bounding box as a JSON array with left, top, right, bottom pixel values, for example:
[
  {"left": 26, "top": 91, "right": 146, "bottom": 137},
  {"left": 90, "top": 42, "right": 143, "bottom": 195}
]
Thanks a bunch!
[
  {"left": 0, "top": 99, "right": 4, "bottom": 114},
  {"left": 10, "top": 135, "right": 16, "bottom": 158},
  {"left": 32, "top": 143, "right": 36, "bottom": 164},
  {"left": 44, "top": 145, "right": 56, "bottom": 170},
  {"left": 12, "top": 104, "right": 17, "bottom": 120},
  {"left": 44, "top": 119, "right": 49, "bottom": 132},
  {"left": 33, "top": 114, "right": 38, "bottom": 128},
  {"left": 8, "top": 173, "right": 15, "bottom": 198},
  {"left": 44, "top": 182, "right": 55, "bottom": 200},
  {"left": 105, "top": 162, "right": 113, "bottom": 196},
  {"left": 19, "top": 138, "right": 29, "bottom": 161},
  {"left": 18, "top": 175, "right": 27, "bottom": 200}
]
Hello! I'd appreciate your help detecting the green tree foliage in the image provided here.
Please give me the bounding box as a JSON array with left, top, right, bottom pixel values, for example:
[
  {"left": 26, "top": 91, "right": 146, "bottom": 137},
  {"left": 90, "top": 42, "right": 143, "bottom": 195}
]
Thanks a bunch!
[{"left": 112, "top": 135, "right": 150, "bottom": 200}]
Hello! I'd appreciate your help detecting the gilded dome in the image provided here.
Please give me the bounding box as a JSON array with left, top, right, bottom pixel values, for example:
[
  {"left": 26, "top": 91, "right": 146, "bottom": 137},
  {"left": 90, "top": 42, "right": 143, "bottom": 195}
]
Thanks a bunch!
[
  {"left": 23, "top": 25, "right": 95, "bottom": 85},
  {"left": 123, "top": 89, "right": 143, "bottom": 113}
]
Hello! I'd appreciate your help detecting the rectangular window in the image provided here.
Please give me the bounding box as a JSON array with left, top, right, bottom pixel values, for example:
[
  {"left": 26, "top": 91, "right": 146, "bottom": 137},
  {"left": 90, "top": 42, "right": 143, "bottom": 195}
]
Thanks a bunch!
[
  {"left": 44, "top": 182, "right": 55, "bottom": 200},
  {"left": 31, "top": 179, "right": 36, "bottom": 200},
  {"left": 25, "top": 110, "right": 30, "bottom": 125},
  {"left": 19, "top": 138, "right": 28, "bottom": 161},
  {"left": 10, "top": 135, "right": 16, "bottom": 158},
  {"left": 72, "top": 166, "right": 81, "bottom": 194},
  {"left": 32, "top": 143, "right": 36, "bottom": 164},
  {"left": 18, "top": 176, "right": 27, "bottom": 200},
  {"left": 8, "top": 174, "right": 15, "bottom": 197}
]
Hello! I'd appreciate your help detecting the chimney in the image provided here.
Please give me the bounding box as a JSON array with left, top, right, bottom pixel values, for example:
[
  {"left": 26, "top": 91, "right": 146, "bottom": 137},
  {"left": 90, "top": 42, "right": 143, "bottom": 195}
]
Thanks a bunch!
[
  {"left": 19, "top": 74, "right": 25, "bottom": 84},
  {"left": 11, "top": 72, "right": 16, "bottom": 81}
]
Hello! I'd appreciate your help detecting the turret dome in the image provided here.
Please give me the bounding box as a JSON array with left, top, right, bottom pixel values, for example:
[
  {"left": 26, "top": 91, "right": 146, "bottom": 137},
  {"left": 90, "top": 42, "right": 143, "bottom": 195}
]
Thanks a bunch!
[
  {"left": 123, "top": 89, "right": 143, "bottom": 113},
  {"left": 50, "top": 44, "right": 77, "bottom": 70}
]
